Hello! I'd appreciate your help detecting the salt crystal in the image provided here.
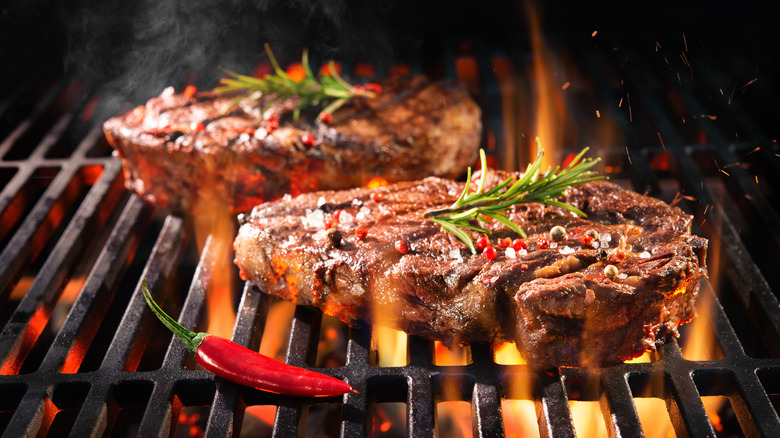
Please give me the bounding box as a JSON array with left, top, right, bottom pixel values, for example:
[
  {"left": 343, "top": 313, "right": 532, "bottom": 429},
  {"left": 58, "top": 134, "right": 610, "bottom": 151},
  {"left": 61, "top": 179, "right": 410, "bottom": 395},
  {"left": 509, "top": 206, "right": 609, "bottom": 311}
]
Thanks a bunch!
[
  {"left": 640, "top": 251, "right": 651, "bottom": 259},
  {"left": 599, "top": 233, "right": 612, "bottom": 242},
  {"left": 517, "top": 249, "right": 528, "bottom": 256},
  {"left": 550, "top": 242, "right": 558, "bottom": 249},
  {"left": 449, "top": 248, "right": 462, "bottom": 260},
  {"left": 506, "top": 247, "right": 517, "bottom": 258},
  {"left": 317, "top": 197, "right": 326, "bottom": 207},
  {"left": 339, "top": 211, "right": 354, "bottom": 224},
  {"left": 356, "top": 206, "right": 371, "bottom": 220},
  {"left": 559, "top": 246, "right": 575, "bottom": 255},
  {"left": 301, "top": 209, "right": 325, "bottom": 228},
  {"left": 282, "top": 194, "right": 292, "bottom": 202},
  {"left": 238, "top": 133, "right": 251, "bottom": 142},
  {"left": 617, "top": 273, "right": 628, "bottom": 279}
]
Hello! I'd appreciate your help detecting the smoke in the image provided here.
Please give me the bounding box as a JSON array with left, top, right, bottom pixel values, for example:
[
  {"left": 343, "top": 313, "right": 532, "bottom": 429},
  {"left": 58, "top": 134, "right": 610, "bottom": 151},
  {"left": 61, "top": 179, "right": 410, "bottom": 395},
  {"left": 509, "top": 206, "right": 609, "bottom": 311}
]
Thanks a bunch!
[{"left": 59, "top": 0, "right": 424, "bottom": 120}]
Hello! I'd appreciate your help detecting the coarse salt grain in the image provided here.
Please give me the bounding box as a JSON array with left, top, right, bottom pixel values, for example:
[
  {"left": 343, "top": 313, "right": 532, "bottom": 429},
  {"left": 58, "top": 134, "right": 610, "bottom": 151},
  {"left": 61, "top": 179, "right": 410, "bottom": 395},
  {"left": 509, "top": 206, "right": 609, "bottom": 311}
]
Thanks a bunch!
[
  {"left": 355, "top": 206, "right": 371, "bottom": 220},
  {"left": 282, "top": 194, "right": 292, "bottom": 202},
  {"left": 559, "top": 246, "right": 575, "bottom": 255},
  {"left": 517, "top": 249, "right": 528, "bottom": 256},
  {"left": 617, "top": 273, "right": 628, "bottom": 279},
  {"left": 339, "top": 211, "right": 354, "bottom": 224},
  {"left": 449, "top": 248, "right": 462, "bottom": 260},
  {"left": 640, "top": 251, "right": 651, "bottom": 259},
  {"left": 599, "top": 233, "right": 612, "bottom": 242},
  {"left": 301, "top": 209, "right": 325, "bottom": 229},
  {"left": 317, "top": 197, "right": 326, "bottom": 207},
  {"left": 506, "top": 247, "right": 517, "bottom": 258},
  {"left": 550, "top": 242, "right": 558, "bottom": 249}
]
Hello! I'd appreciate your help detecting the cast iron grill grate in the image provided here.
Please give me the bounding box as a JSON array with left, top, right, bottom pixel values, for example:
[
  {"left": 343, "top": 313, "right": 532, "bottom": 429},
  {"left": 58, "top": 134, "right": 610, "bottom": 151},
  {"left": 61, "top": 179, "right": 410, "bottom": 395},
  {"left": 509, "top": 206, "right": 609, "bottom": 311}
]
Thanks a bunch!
[{"left": 1, "top": 30, "right": 780, "bottom": 437}]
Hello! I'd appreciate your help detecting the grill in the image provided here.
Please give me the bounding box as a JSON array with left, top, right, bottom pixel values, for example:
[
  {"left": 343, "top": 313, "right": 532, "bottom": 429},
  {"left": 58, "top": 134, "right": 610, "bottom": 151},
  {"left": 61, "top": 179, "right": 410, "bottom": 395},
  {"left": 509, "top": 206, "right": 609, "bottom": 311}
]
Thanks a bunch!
[{"left": 2, "top": 3, "right": 780, "bottom": 437}]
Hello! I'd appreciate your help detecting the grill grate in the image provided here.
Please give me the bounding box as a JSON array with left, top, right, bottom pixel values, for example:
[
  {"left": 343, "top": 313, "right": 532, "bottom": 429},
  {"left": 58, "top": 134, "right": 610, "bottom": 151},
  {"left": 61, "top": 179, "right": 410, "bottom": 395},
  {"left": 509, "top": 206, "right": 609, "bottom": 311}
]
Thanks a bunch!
[{"left": 2, "top": 28, "right": 780, "bottom": 437}]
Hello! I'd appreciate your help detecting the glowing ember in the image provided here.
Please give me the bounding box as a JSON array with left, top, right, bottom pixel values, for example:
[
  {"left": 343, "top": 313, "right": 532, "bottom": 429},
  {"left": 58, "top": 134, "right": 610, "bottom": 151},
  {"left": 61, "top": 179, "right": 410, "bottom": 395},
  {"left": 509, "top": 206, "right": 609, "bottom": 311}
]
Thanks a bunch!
[{"left": 366, "top": 177, "right": 389, "bottom": 189}]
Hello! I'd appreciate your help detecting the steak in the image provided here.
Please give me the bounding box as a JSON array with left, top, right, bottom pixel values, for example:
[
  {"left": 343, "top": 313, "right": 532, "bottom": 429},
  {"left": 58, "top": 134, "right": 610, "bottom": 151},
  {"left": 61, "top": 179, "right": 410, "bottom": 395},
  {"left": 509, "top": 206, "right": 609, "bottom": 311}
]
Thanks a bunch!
[
  {"left": 233, "top": 173, "right": 708, "bottom": 369},
  {"left": 103, "top": 75, "right": 481, "bottom": 213}
]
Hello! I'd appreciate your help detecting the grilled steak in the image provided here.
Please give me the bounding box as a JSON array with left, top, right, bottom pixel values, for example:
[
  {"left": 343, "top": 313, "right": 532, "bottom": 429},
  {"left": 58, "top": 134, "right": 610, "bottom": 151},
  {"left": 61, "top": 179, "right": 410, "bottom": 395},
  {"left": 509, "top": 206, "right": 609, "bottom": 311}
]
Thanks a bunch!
[
  {"left": 103, "top": 75, "right": 481, "bottom": 213},
  {"left": 233, "top": 173, "right": 707, "bottom": 369}
]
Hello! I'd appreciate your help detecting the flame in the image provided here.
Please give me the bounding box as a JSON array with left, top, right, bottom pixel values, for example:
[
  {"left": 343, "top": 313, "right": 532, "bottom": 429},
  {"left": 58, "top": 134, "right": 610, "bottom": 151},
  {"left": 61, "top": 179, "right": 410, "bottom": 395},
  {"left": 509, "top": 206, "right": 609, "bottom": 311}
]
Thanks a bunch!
[
  {"left": 193, "top": 181, "right": 236, "bottom": 339},
  {"left": 366, "top": 177, "right": 388, "bottom": 189}
]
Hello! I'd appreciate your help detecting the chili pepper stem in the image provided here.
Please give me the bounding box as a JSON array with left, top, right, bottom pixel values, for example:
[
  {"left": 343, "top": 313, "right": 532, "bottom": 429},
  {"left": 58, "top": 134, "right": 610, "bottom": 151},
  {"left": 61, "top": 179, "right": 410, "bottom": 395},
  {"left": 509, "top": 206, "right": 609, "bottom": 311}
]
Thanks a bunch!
[{"left": 141, "top": 279, "right": 207, "bottom": 357}]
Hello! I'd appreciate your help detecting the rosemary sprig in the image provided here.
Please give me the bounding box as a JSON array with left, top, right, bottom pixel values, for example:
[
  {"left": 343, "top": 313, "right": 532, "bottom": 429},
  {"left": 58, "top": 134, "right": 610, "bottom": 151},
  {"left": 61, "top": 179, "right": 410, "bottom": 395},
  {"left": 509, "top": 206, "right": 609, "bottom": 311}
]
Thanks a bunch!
[
  {"left": 425, "top": 140, "right": 603, "bottom": 254},
  {"left": 215, "top": 43, "right": 376, "bottom": 120}
]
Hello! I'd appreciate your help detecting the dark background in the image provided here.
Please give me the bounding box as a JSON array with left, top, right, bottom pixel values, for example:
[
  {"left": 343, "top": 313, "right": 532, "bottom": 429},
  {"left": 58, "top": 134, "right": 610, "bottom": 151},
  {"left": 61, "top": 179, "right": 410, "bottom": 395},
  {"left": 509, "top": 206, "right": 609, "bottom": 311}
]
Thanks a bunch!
[{"left": 2, "top": 0, "right": 778, "bottom": 121}]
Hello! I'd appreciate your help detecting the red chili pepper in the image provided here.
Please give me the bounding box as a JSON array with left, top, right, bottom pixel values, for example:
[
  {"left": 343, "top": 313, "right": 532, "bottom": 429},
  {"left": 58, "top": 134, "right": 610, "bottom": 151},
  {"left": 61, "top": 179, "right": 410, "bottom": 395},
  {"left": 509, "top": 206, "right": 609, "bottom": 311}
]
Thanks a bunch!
[{"left": 141, "top": 280, "right": 352, "bottom": 397}]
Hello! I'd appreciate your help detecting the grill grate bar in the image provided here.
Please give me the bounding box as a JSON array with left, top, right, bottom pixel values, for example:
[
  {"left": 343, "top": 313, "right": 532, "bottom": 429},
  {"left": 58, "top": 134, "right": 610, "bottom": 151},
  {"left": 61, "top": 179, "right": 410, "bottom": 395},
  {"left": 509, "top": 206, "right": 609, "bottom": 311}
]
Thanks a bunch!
[
  {"left": 203, "top": 284, "right": 268, "bottom": 438},
  {"left": 598, "top": 368, "right": 644, "bottom": 437},
  {"left": 66, "top": 213, "right": 185, "bottom": 437},
  {"left": 0, "top": 160, "right": 124, "bottom": 371},
  {"left": 0, "top": 78, "right": 69, "bottom": 159},
  {"left": 36, "top": 192, "right": 152, "bottom": 373},
  {"left": 535, "top": 372, "right": 575, "bottom": 438}
]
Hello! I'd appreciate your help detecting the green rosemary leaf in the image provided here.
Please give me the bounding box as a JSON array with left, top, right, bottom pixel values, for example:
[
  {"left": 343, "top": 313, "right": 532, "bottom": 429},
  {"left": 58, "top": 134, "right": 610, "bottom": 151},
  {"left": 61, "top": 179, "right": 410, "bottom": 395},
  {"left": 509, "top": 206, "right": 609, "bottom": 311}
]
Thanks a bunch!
[{"left": 426, "top": 142, "right": 603, "bottom": 254}]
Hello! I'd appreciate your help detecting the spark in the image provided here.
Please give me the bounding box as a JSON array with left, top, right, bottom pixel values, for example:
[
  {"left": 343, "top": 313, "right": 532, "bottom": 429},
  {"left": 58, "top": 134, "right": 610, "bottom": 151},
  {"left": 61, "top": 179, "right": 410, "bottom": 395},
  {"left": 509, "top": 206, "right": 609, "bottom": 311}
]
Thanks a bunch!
[
  {"left": 561, "top": 81, "right": 571, "bottom": 90},
  {"left": 655, "top": 41, "right": 661, "bottom": 52},
  {"left": 657, "top": 132, "right": 666, "bottom": 150},
  {"left": 745, "top": 194, "right": 752, "bottom": 200},
  {"left": 683, "top": 33, "right": 688, "bottom": 52},
  {"left": 704, "top": 204, "right": 711, "bottom": 215},
  {"left": 740, "top": 78, "right": 758, "bottom": 90},
  {"left": 595, "top": 110, "right": 601, "bottom": 118},
  {"left": 728, "top": 83, "right": 737, "bottom": 105},
  {"left": 627, "top": 93, "right": 632, "bottom": 121},
  {"left": 755, "top": 175, "right": 759, "bottom": 184},
  {"left": 748, "top": 146, "right": 760, "bottom": 155},
  {"left": 592, "top": 30, "right": 598, "bottom": 37},
  {"left": 719, "top": 88, "right": 724, "bottom": 95},
  {"left": 719, "top": 168, "right": 730, "bottom": 177},
  {"left": 618, "top": 97, "right": 624, "bottom": 107},
  {"left": 625, "top": 146, "right": 632, "bottom": 165}
]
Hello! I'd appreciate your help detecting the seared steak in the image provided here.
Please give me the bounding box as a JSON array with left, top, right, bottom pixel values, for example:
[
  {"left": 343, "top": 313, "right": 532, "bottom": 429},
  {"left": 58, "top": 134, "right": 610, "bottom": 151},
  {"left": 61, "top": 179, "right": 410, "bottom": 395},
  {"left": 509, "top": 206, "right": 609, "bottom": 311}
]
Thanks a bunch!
[
  {"left": 233, "top": 173, "right": 707, "bottom": 369},
  {"left": 103, "top": 75, "right": 481, "bottom": 213}
]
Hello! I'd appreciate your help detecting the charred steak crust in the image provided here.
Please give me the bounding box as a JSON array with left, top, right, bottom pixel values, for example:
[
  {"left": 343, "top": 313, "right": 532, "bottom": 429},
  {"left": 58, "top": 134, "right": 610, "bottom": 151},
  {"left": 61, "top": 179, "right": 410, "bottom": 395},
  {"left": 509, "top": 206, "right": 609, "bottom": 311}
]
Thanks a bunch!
[
  {"left": 233, "top": 175, "right": 708, "bottom": 369},
  {"left": 103, "top": 75, "right": 481, "bottom": 213}
]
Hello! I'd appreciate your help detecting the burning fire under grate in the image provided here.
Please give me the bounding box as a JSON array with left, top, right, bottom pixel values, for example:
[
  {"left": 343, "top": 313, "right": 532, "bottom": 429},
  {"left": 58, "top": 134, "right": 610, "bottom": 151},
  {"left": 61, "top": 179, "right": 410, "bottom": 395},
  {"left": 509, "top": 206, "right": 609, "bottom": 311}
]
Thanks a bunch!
[{"left": 1, "top": 7, "right": 780, "bottom": 438}]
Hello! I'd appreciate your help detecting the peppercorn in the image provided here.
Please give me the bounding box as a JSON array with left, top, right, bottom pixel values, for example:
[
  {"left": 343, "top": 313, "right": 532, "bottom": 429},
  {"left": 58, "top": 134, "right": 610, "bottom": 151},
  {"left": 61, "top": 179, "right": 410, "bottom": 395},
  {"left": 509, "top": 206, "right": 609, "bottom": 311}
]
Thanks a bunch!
[
  {"left": 512, "top": 239, "right": 527, "bottom": 251},
  {"left": 327, "top": 229, "right": 342, "bottom": 247},
  {"left": 608, "top": 250, "right": 626, "bottom": 264},
  {"left": 604, "top": 264, "right": 619, "bottom": 279},
  {"left": 483, "top": 246, "right": 497, "bottom": 260},
  {"left": 191, "top": 122, "right": 205, "bottom": 133},
  {"left": 596, "top": 249, "right": 608, "bottom": 260},
  {"left": 370, "top": 192, "right": 383, "bottom": 202},
  {"left": 320, "top": 112, "right": 333, "bottom": 123},
  {"left": 301, "top": 133, "right": 316, "bottom": 147},
  {"left": 355, "top": 227, "right": 368, "bottom": 239},
  {"left": 475, "top": 236, "right": 489, "bottom": 250},
  {"left": 183, "top": 85, "right": 197, "bottom": 98},
  {"left": 497, "top": 237, "right": 512, "bottom": 249},
  {"left": 395, "top": 240, "right": 410, "bottom": 254},
  {"left": 550, "top": 225, "right": 567, "bottom": 242},
  {"left": 537, "top": 237, "right": 550, "bottom": 249}
]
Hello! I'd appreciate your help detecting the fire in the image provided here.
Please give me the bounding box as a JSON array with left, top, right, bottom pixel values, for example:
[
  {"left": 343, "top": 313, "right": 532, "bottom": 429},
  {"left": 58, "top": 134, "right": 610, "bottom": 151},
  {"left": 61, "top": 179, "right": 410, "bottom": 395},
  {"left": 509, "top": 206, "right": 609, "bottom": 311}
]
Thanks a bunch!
[
  {"left": 366, "top": 177, "right": 388, "bottom": 189},
  {"left": 193, "top": 181, "right": 237, "bottom": 339}
]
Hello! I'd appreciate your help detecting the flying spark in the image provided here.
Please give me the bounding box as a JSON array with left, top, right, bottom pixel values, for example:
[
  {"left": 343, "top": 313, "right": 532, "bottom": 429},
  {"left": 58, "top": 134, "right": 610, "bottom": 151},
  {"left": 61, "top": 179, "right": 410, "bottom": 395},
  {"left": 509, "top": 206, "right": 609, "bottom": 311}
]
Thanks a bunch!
[
  {"left": 596, "top": 110, "right": 601, "bottom": 118},
  {"left": 592, "top": 30, "right": 598, "bottom": 37},
  {"left": 657, "top": 132, "right": 665, "bottom": 150},
  {"left": 561, "top": 81, "right": 571, "bottom": 90}
]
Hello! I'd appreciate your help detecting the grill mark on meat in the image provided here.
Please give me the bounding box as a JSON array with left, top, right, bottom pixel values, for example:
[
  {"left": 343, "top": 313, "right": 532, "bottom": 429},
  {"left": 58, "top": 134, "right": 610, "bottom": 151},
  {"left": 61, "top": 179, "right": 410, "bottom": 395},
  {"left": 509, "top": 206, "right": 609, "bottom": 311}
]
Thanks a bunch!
[{"left": 234, "top": 174, "right": 708, "bottom": 369}]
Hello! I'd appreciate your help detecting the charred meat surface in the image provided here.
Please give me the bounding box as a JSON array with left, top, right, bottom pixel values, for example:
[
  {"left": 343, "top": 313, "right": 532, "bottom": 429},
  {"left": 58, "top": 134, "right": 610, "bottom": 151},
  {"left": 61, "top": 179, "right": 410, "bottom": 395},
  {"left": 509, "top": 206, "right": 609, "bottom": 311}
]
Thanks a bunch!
[
  {"left": 233, "top": 174, "right": 707, "bottom": 369},
  {"left": 103, "top": 75, "right": 481, "bottom": 213}
]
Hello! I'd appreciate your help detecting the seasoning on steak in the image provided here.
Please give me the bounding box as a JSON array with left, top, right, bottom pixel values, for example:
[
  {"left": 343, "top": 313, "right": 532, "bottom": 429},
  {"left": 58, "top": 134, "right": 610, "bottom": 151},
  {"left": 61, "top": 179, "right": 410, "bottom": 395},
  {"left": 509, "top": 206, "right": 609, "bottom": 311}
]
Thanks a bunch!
[
  {"left": 102, "top": 75, "right": 481, "bottom": 213},
  {"left": 233, "top": 173, "right": 708, "bottom": 369}
]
